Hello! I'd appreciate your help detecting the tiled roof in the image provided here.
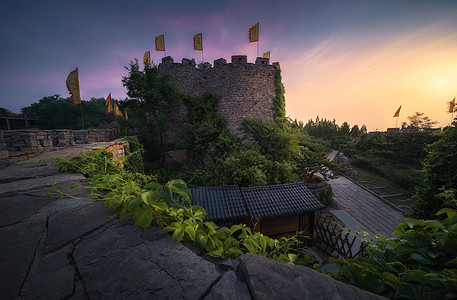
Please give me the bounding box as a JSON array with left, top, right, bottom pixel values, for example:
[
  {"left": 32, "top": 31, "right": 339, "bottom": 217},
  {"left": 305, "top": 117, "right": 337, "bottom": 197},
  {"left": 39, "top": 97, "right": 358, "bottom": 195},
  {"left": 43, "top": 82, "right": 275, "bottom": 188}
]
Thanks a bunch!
[
  {"left": 190, "top": 185, "right": 248, "bottom": 222},
  {"left": 241, "top": 182, "right": 325, "bottom": 220}
]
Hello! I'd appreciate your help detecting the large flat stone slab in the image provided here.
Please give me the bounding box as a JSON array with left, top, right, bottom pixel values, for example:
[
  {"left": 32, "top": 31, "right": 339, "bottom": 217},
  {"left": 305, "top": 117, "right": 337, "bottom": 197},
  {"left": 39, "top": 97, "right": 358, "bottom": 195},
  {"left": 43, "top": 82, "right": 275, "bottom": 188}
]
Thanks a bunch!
[
  {"left": 0, "top": 164, "right": 59, "bottom": 183},
  {"left": 74, "top": 223, "right": 221, "bottom": 299},
  {"left": 0, "top": 173, "right": 85, "bottom": 196},
  {"left": 45, "top": 200, "right": 114, "bottom": 253},
  {"left": 240, "top": 253, "right": 386, "bottom": 300},
  {"left": 0, "top": 194, "right": 55, "bottom": 226},
  {"left": 0, "top": 217, "right": 47, "bottom": 299},
  {"left": 21, "top": 180, "right": 92, "bottom": 199}
]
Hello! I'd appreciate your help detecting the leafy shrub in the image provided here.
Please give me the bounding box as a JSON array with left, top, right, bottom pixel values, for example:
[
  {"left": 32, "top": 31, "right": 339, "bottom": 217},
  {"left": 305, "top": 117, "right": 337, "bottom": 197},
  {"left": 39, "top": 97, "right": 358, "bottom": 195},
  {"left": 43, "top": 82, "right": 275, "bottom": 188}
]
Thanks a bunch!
[
  {"left": 120, "top": 136, "right": 144, "bottom": 173},
  {"left": 333, "top": 190, "right": 457, "bottom": 299},
  {"left": 317, "top": 186, "right": 334, "bottom": 207},
  {"left": 410, "top": 124, "right": 457, "bottom": 218},
  {"left": 55, "top": 149, "right": 122, "bottom": 177}
]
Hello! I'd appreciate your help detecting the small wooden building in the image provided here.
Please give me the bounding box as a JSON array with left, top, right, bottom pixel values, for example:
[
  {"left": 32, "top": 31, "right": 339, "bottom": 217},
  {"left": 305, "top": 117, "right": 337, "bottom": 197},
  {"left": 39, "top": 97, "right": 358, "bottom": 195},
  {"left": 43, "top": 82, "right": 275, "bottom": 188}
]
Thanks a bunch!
[
  {"left": 241, "top": 182, "right": 325, "bottom": 240},
  {"left": 188, "top": 182, "right": 324, "bottom": 242}
]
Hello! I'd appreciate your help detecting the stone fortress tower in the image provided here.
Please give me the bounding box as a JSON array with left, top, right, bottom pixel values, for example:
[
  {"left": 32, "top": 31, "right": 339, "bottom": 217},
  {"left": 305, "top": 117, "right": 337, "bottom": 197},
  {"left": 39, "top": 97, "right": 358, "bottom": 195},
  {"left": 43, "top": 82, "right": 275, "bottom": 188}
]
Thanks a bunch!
[{"left": 158, "top": 55, "right": 280, "bottom": 134}]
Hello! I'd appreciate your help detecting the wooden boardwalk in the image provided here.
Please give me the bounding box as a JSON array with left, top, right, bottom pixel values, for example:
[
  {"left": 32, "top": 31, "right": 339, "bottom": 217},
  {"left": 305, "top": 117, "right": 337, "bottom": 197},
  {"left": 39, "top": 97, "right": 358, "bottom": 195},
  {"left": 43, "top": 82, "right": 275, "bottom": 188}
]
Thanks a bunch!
[{"left": 329, "top": 176, "right": 405, "bottom": 238}]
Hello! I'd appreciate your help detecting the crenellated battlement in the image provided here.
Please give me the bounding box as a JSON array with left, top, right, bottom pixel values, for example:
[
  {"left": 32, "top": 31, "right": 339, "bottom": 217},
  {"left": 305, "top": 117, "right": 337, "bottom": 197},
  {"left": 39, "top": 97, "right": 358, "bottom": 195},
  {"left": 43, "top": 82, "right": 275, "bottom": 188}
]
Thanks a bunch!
[
  {"left": 159, "top": 55, "right": 279, "bottom": 70},
  {"left": 157, "top": 55, "right": 280, "bottom": 135}
]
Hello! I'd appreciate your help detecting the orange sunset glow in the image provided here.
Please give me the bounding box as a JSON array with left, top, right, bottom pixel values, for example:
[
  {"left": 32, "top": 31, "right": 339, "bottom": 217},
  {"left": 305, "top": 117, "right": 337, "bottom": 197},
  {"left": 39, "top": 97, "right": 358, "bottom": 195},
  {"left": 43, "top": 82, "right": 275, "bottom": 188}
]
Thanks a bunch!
[{"left": 283, "top": 23, "right": 457, "bottom": 131}]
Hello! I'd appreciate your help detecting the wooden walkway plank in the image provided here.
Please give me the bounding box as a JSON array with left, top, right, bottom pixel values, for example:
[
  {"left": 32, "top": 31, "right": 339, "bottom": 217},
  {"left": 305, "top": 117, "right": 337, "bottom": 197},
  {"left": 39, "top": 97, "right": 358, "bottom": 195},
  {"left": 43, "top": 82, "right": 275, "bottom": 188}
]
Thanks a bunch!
[{"left": 329, "top": 176, "right": 404, "bottom": 237}]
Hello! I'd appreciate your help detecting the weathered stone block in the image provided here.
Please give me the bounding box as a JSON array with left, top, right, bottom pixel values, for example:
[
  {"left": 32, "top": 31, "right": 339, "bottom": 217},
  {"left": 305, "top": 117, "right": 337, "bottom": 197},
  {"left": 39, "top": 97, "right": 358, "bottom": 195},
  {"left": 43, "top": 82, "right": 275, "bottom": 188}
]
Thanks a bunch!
[
  {"left": 11, "top": 142, "right": 26, "bottom": 147},
  {"left": 240, "top": 254, "right": 385, "bottom": 300},
  {"left": 0, "top": 149, "right": 8, "bottom": 159}
]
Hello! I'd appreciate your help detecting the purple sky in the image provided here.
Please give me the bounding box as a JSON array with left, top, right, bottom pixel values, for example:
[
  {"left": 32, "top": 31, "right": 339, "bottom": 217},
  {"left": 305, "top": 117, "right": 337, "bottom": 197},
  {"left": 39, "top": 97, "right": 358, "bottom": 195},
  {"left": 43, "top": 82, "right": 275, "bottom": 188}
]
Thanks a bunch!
[{"left": 1, "top": 0, "right": 457, "bottom": 130}]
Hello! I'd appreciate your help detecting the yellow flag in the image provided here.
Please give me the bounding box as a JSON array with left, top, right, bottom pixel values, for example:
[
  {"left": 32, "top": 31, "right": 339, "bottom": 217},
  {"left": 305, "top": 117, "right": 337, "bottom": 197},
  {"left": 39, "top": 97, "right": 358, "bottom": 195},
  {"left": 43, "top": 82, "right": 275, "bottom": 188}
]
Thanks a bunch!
[
  {"left": 263, "top": 51, "right": 270, "bottom": 59},
  {"left": 155, "top": 34, "right": 165, "bottom": 51},
  {"left": 66, "top": 68, "right": 81, "bottom": 106},
  {"left": 114, "top": 102, "right": 124, "bottom": 118},
  {"left": 193, "top": 33, "right": 203, "bottom": 51},
  {"left": 143, "top": 51, "right": 151, "bottom": 65},
  {"left": 249, "top": 22, "right": 259, "bottom": 42},
  {"left": 105, "top": 93, "right": 113, "bottom": 114},
  {"left": 449, "top": 98, "right": 455, "bottom": 113},
  {"left": 125, "top": 109, "right": 128, "bottom": 121},
  {"left": 393, "top": 106, "right": 401, "bottom": 118}
]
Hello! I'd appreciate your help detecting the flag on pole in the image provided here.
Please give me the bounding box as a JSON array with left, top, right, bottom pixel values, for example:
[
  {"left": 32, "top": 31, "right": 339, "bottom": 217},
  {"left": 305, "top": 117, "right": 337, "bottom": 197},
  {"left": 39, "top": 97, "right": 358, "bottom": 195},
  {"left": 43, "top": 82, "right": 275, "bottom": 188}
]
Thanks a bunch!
[
  {"left": 263, "top": 51, "right": 270, "bottom": 59},
  {"left": 114, "top": 102, "right": 124, "bottom": 118},
  {"left": 393, "top": 106, "right": 401, "bottom": 118},
  {"left": 249, "top": 22, "right": 259, "bottom": 42},
  {"left": 155, "top": 34, "right": 165, "bottom": 51},
  {"left": 66, "top": 68, "right": 81, "bottom": 106},
  {"left": 125, "top": 109, "right": 128, "bottom": 121},
  {"left": 143, "top": 51, "right": 151, "bottom": 65},
  {"left": 193, "top": 33, "right": 203, "bottom": 51},
  {"left": 105, "top": 93, "right": 113, "bottom": 114},
  {"left": 449, "top": 98, "right": 455, "bottom": 113}
]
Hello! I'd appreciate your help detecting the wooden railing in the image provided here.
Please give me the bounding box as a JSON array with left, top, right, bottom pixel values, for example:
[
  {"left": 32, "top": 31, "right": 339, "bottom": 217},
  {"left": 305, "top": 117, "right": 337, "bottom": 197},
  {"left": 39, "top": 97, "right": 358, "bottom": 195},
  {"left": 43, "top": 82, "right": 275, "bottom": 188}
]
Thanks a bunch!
[{"left": 313, "top": 215, "right": 369, "bottom": 259}]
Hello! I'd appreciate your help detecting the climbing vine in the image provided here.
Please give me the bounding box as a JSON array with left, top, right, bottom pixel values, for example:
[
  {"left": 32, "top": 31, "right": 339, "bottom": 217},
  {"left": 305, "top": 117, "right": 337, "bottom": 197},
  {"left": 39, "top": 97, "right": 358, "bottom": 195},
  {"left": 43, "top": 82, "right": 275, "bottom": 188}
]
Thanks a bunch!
[{"left": 273, "top": 65, "right": 286, "bottom": 122}]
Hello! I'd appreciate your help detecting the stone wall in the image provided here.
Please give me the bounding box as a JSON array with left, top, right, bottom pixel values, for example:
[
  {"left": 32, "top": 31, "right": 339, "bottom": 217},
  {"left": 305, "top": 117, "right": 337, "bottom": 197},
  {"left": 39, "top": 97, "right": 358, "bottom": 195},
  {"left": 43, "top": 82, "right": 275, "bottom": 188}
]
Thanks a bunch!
[
  {"left": 158, "top": 55, "right": 278, "bottom": 135},
  {"left": 0, "top": 128, "right": 137, "bottom": 167}
]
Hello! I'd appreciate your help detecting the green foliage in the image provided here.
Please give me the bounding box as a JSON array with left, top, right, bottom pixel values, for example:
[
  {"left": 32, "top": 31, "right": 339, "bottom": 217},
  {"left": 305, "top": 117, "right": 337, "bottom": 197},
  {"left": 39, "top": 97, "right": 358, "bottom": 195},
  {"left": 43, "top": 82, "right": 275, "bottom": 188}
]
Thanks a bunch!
[
  {"left": 241, "top": 118, "right": 337, "bottom": 183},
  {"left": 316, "top": 186, "right": 334, "bottom": 207},
  {"left": 120, "top": 136, "right": 144, "bottom": 173},
  {"left": 121, "top": 60, "right": 183, "bottom": 142},
  {"left": 333, "top": 191, "right": 457, "bottom": 299},
  {"left": 222, "top": 146, "right": 269, "bottom": 186},
  {"left": 20, "top": 95, "right": 116, "bottom": 129},
  {"left": 0, "top": 107, "right": 13, "bottom": 115},
  {"left": 184, "top": 92, "right": 240, "bottom": 161},
  {"left": 410, "top": 123, "right": 457, "bottom": 218},
  {"left": 401, "top": 112, "right": 438, "bottom": 131},
  {"left": 344, "top": 131, "right": 441, "bottom": 191},
  {"left": 298, "top": 116, "right": 367, "bottom": 146},
  {"left": 273, "top": 65, "right": 286, "bottom": 121},
  {"left": 55, "top": 149, "right": 122, "bottom": 177}
]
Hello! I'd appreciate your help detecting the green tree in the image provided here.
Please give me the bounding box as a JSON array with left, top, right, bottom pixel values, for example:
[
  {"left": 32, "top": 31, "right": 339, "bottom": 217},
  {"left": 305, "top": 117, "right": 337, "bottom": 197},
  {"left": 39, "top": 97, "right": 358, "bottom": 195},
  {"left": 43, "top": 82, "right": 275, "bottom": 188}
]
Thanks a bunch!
[
  {"left": 20, "top": 95, "right": 113, "bottom": 129},
  {"left": 410, "top": 122, "right": 457, "bottom": 218},
  {"left": 401, "top": 112, "right": 438, "bottom": 131},
  {"left": 0, "top": 107, "right": 13, "bottom": 116},
  {"left": 122, "top": 60, "right": 183, "bottom": 158}
]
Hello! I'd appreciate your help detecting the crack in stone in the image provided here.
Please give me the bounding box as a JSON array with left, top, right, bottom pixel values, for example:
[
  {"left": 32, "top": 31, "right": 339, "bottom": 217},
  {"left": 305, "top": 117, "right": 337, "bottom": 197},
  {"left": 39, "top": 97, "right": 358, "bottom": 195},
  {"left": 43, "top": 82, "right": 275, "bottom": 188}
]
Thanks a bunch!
[
  {"left": 45, "top": 219, "right": 115, "bottom": 255},
  {"left": 19, "top": 218, "right": 48, "bottom": 297},
  {"left": 197, "top": 272, "right": 223, "bottom": 300},
  {"left": 154, "top": 260, "right": 186, "bottom": 297},
  {"left": 67, "top": 243, "right": 90, "bottom": 299}
]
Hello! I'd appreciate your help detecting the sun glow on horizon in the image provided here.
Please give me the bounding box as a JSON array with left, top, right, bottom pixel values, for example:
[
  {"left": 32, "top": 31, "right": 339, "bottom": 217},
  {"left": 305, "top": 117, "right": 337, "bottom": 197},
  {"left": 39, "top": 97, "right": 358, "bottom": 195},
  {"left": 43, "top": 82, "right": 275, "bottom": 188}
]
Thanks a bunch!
[{"left": 283, "top": 29, "right": 457, "bottom": 131}]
